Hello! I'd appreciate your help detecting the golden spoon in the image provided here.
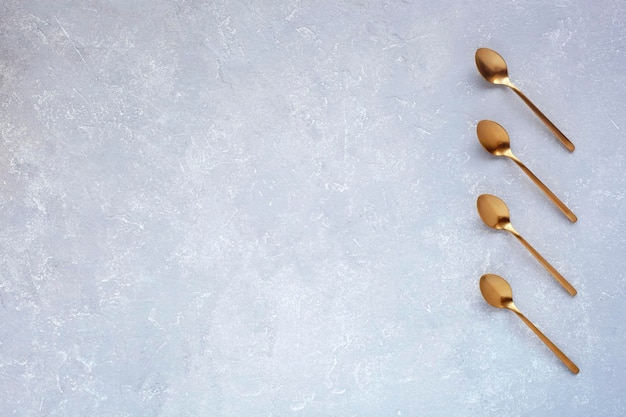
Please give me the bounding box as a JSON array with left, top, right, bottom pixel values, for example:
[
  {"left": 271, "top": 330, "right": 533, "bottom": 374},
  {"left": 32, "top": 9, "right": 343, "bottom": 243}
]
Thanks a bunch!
[
  {"left": 476, "top": 194, "right": 577, "bottom": 296},
  {"left": 475, "top": 48, "right": 575, "bottom": 152},
  {"left": 480, "top": 273, "right": 579, "bottom": 374},
  {"left": 476, "top": 120, "right": 577, "bottom": 223}
]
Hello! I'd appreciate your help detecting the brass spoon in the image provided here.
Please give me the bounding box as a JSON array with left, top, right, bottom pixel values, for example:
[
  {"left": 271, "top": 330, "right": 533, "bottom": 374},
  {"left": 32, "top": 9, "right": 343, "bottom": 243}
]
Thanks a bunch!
[
  {"left": 480, "top": 273, "right": 579, "bottom": 374},
  {"left": 475, "top": 48, "right": 575, "bottom": 152},
  {"left": 476, "top": 120, "right": 577, "bottom": 223},
  {"left": 476, "top": 194, "right": 577, "bottom": 296}
]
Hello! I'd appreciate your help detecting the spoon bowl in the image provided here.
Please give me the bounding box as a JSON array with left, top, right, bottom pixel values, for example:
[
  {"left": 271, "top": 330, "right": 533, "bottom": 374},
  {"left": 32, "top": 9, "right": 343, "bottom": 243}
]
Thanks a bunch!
[
  {"left": 476, "top": 120, "right": 513, "bottom": 157},
  {"left": 475, "top": 48, "right": 510, "bottom": 86},
  {"left": 476, "top": 120, "right": 577, "bottom": 223},
  {"left": 474, "top": 48, "right": 575, "bottom": 152},
  {"left": 476, "top": 194, "right": 577, "bottom": 296},
  {"left": 479, "top": 273, "right": 579, "bottom": 374},
  {"left": 479, "top": 273, "right": 514, "bottom": 308},
  {"left": 476, "top": 193, "right": 511, "bottom": 231}
]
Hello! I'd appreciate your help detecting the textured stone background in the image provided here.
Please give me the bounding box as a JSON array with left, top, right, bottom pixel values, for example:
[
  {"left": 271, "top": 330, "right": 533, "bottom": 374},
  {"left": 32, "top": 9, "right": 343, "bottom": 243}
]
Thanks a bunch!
[{"left": 1, "top": 0, "right": 625, "bottom": 415}]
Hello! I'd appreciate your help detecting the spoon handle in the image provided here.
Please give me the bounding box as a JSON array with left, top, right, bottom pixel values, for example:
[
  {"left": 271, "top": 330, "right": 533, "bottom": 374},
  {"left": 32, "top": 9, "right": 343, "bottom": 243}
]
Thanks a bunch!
[
  {"left": 513, "top": 310, "right": 580, "bottom": 374},
  {"left": 508, "top": 156, "right": 577, "bottom": 223},
  {"left": 510, "top": 231, "right": 577, "bottom": 296},
  {"left": 508, "top": 85, "right": 575, "bottom": 152}
]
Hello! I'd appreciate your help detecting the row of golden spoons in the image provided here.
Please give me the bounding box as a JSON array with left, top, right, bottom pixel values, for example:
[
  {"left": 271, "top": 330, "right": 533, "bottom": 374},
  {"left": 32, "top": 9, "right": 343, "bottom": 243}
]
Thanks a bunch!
[{"left": 474, "top": 48, "right": 579, "bottom": 374}]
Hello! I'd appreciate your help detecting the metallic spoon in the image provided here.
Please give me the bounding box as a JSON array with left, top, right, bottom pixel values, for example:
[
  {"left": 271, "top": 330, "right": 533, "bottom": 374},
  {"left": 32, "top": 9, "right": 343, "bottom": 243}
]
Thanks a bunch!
[
  {"left": 475, "top": 48, "right": 575, "bottom": 152},
  {"left": 476, "top": 120, "right": 577, "bottom": 223},
  {"left": 480, "top": 273, "right": 579, "bottom": 374},
  {"left": 476, "top": 194, "right": 577, "bottom": 296}
]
